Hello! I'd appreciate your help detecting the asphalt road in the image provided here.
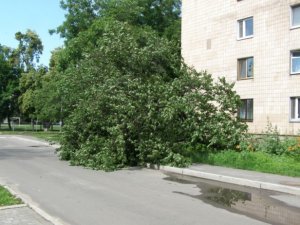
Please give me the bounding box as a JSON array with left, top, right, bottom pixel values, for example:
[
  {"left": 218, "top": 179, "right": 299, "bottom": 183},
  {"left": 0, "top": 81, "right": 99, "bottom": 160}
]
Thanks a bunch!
[{"left": 0, "top": 135, "right": 269, "bottom": 225}]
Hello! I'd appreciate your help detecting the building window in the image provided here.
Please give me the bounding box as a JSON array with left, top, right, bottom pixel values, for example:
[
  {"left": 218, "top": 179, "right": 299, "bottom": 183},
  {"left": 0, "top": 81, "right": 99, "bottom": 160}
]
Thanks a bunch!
[
  {"left": 238, "top": 99, "right": 253, "bottom": 121},
  {"left": 238, "top": 57, "right": 254, "bottom": 79},
  {"left": 238, "top": 17, "right": 253, "bottom": 39},
  {"left": 290, "top": 97, "right": 300, "bottom": 121},
  {"left": 291, "top": 50, "right": 300, "bottom": 74},
  {"left": 291, "top": 5, "right": 300, "bottom": 28}
]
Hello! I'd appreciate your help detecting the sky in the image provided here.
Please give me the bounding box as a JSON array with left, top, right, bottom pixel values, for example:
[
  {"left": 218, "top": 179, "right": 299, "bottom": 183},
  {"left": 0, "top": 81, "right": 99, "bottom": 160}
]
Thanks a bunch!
[{"left": 0, "top": 0, "right": 66, "bottom": 66}]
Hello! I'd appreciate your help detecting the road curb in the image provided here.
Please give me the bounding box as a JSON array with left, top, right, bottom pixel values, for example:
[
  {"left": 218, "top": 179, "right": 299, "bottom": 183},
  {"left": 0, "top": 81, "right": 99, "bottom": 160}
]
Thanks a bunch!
[
  {"left": 160, "top": 166, "right": 300, "bottom": 196},
  {"left": 0, "top": 204, "right": 27, "bottom": 210},
  {"left": 1, "top": 184, "right": 69, "bottom": 225}
]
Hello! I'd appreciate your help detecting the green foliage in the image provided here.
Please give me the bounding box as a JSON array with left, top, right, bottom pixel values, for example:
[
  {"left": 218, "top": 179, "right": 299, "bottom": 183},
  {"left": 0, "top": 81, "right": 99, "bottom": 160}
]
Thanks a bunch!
[
  {"left": 195, "top": 150, "right": 300, "bottom": 177},
  {"left": 0, "top": 186, "right": 22, "bottom": 207},
  {"left": 255, "top": 122, "right": 285, "bottom": 155},
  {"left": 18, "top": 67, "right": 47, "bottom": 119},
  {"left": 237, "top": 122, "right": 300, "bottom": 161},
  {"left": 57, "top": 20, "right": 247, "bottom": 170},
  {"left": 0, "top": 30, "right": 43, "bottom": 129},
  {"left": 0, "top": 45, "right": 20, "bottom": 127},
  {"left": 15, "top": 30, "right": 43, "bottom": 70},
  {"left": 161, "top": 152, "right": 191, "bottom": 168},
  {"left": 53, "top": 0, "right": 181, "bottom": 44}
]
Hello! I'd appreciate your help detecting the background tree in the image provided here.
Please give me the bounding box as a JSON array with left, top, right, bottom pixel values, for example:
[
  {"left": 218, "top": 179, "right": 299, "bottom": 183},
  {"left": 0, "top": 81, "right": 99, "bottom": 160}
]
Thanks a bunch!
[
  {"left": 15, "top": 30, "right": 44, "bottom": 71},
  {"left": 18, "top": 66, "right": 47, "bottom": 128},
  {"left": 52, "top": 0, "right": 181, "bottom": 44},
  {"left": 16, "top": 30, "right": 44, "bottom": 126},
  {"left": 0, "top": 45, "right": 20, "bottom": 129}
]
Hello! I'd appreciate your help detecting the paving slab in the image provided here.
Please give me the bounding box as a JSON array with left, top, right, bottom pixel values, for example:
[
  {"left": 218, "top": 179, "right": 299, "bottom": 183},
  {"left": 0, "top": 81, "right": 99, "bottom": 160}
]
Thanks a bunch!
[{"left": 0, "top": 206, "right": 52, "bottom": 225}]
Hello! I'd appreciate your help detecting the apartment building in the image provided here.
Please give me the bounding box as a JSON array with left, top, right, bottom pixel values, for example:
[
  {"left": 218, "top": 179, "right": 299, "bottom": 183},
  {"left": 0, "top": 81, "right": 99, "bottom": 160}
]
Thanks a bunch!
[{"left": 182, "top": 0, "right": 300, "bottom": 135}]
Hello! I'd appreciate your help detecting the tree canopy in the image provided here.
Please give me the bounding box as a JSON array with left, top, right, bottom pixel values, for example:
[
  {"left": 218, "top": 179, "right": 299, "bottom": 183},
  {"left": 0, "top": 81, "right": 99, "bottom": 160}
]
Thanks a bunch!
[
  {"left": 0, "top": 1, "right": 247, "bottom": 170},
  {"left": 0, "top": 30, "right": 43, "bottom": 129},
  {"left": 52, "top": 0, "right": 181, "bottom": 44}
]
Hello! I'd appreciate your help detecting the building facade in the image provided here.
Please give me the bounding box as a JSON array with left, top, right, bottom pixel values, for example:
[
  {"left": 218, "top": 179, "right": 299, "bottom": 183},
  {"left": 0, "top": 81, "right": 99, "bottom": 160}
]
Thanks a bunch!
[{"left": 182, "top": 0, "right": 300, "bottom": 135}]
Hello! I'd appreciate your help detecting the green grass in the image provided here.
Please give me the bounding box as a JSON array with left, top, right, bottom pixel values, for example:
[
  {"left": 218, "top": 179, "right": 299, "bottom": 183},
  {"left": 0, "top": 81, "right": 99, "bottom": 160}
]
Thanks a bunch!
[
  {"left": 0, "top": 130, "right": 62, "bottom": 144},
  {"left": 0, "top": 186, "right": 22, "bottom": 207},
  {"left": 0, "top": 123, "right": 61, "bottom": 132},
  {"left": 194, "top": 150, "right": 300, "bottom": 177}
]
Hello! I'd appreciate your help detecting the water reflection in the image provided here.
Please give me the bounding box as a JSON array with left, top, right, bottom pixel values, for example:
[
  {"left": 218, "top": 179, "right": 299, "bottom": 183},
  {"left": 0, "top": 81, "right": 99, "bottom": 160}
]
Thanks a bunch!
[{"left": 165, "top": 174, "right": 300, "bottom": 225}]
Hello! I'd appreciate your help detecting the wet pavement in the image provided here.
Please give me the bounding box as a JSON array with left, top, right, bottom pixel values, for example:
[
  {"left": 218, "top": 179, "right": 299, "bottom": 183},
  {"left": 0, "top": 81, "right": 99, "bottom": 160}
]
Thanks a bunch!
[{"left": 165, "top": 173, "right": 300, "bottom": 225}]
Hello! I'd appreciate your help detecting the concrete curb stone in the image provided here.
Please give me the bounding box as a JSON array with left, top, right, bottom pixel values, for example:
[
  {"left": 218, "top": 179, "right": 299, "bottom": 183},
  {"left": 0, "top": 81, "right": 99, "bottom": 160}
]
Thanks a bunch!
[
  {"left": 160, "top": 166, "right": 300, "bottom": 196},
  {"left": 0, "top": 184, "right": 68, "bottom": 225}
]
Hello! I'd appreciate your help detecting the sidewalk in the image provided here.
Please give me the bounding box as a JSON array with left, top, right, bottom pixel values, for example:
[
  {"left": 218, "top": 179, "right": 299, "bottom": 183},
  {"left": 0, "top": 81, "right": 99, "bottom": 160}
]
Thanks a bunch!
[
  {"left": 160, "top": 164, "right": 300, "bottom": 196},
  {"left": 0, "top": 205, "right": 52, "bottom": 225}
]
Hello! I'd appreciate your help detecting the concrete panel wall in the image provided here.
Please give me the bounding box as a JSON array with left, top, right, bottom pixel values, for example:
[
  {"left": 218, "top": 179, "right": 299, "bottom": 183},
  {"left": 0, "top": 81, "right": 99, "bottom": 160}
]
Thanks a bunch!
[{"left": 182, "top": 0, "right": 300, "bottom": 134}]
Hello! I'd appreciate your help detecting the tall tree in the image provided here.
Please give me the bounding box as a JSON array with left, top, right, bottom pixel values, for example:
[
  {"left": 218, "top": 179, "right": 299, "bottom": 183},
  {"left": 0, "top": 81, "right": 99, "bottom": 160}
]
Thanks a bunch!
[
  {"left": 0, "top": 45, "right": 20, "bottom": 129},
  {"left": 52, "top": 0, "right": 181, "bottom": 44},
  {"left": 16, "top": 30, "right": 44, "bottom": 125},
  {"left": 15, "top": 30, "right": 43, "bottom": 71},
  {"left": 50, "top": 0, "right": 100, "bottom": 41},
  {"left": 18, "top": 66, "right": 47, "bottom": 122}
]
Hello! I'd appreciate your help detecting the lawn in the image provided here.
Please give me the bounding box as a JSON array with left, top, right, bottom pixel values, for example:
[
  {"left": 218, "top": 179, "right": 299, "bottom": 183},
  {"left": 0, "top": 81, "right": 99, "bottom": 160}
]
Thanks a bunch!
[
  {"left": 0, "top": 123, "right": 61, "bottom": 132},
  {"left": 0, "top": 186, "right": 22, "bottom": 207},
  {"left": 0, "top": 123, "right": 62, "bottom": 144},
  {"left": 194, "top": 150, "right": 300, "bottom": 177},
  {"left": 0, "top": 130, "right": 62, "bottom": 144}
]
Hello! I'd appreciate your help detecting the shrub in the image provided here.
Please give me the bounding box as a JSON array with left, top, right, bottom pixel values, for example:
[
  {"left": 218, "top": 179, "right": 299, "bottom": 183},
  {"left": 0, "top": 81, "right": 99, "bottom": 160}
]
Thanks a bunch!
[
  {"left": 283, "top": 137, "right": 300, "bottom": 161},
  {"left": 58, "top": 20, "right": 247, "bottom": 170},
  {"left": 237, "top": 122, "right": 300, "bottom": 161},
  {"left": 255, "top": 122, "right": 286, "bottom": 155}
]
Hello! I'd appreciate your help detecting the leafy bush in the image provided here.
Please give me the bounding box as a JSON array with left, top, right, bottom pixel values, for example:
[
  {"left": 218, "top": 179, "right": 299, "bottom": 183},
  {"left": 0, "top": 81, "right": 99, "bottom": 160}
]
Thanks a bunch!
[
  {"left": 58, "top": 20, "right": 247, "bottom": 170},
  {"left": 283, "top": 137, "right": 300, "bottom": 161},
  {"left": 255, "top": 123, "right": 286, "bottom": 155},
  {"left": 237, "top": 122, "right": 300, "bottom": 161}
]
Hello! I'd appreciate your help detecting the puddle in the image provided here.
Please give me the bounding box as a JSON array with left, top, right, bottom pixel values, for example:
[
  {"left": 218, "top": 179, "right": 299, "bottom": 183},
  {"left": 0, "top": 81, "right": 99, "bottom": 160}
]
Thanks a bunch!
[
  {"left": 165, "top": 173, "right": 300, "bottom": 225},
  {"left": 28, "top": 145, "right": 49, "bottom": 148}
]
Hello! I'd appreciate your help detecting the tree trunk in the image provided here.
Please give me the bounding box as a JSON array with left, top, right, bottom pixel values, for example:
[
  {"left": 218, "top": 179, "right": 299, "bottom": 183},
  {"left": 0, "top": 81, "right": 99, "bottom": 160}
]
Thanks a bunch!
[
  {"left": 31, "top": 119, "right": 34, "bottom": 131},
  {"left": 8, "top": 116, "right": 12, "bottom": 130}
]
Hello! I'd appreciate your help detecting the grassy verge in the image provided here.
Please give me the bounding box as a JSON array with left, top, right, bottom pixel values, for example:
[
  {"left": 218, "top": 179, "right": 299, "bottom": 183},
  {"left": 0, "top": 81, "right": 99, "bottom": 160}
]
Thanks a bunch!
[
  {"left": 0, "top": 130, "right": 61, "bottom": 144},
  {"left": 0, "top": 186, "right": 22, "bottom": 207},
  {"left": 194, "top": 150, "right": 300, "bottom": 177},
  {"left": 0, "top": 123, "right": 61, "bottom": 131}
]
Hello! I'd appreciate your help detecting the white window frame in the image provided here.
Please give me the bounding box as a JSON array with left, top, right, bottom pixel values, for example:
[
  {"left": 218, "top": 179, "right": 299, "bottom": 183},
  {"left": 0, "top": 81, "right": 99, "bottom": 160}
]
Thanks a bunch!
[
  {"left": 237, "top": 17, "right": 254, "bottom": 40},
  {"left": 291, "top": 50, "right": 300, "bottom": 75},
  {"left": 237, "top": 57, "right": 254, "bottom": 80},
  {"left": 290, "top": 97, "right": 300, "bottom": 122},
  {"left": 291, "top": 4, "right": 300, "bottom": 29}
]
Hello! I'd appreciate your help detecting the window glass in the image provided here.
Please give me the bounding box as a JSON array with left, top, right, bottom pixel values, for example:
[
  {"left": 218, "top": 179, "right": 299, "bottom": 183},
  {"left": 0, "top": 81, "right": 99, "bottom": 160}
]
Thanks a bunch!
[
  {"left": 239, "top": 99, "right": 253, "bottom": 121},
  {"left": 247, "top": 57, "right": 254, "bottom": 77},
  {"left": 298, "top": 99, "right": 300, "bottom": 118},
  {"left": 239, "top": 59, "right": 247, "bottom": 78},
  {"left": 292, "top": 5, "right": 300, "bottom": 27},
  {"left": 238, "top": 17, "right": 253, "bottom": 38},
  {"left": 291, "top": 98, "right": 296, "bottom": 119},
  {"left": 238, "top": 57, "right": 253, "bottom": 79},
  {"left": 239, "top": 101, "right": 246, "bottom": 120},
  {"left": 245, "top": 18, "right": 253, "bottom": 36},
  {"left": 247, "top": 99, "right": 253, "bottom": 120},
  {"left": 239, "top": 21, "right": 243, "bottom": 38},
  {"left": 292, "top": 51, "right": 300, "bottom": 73}
]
